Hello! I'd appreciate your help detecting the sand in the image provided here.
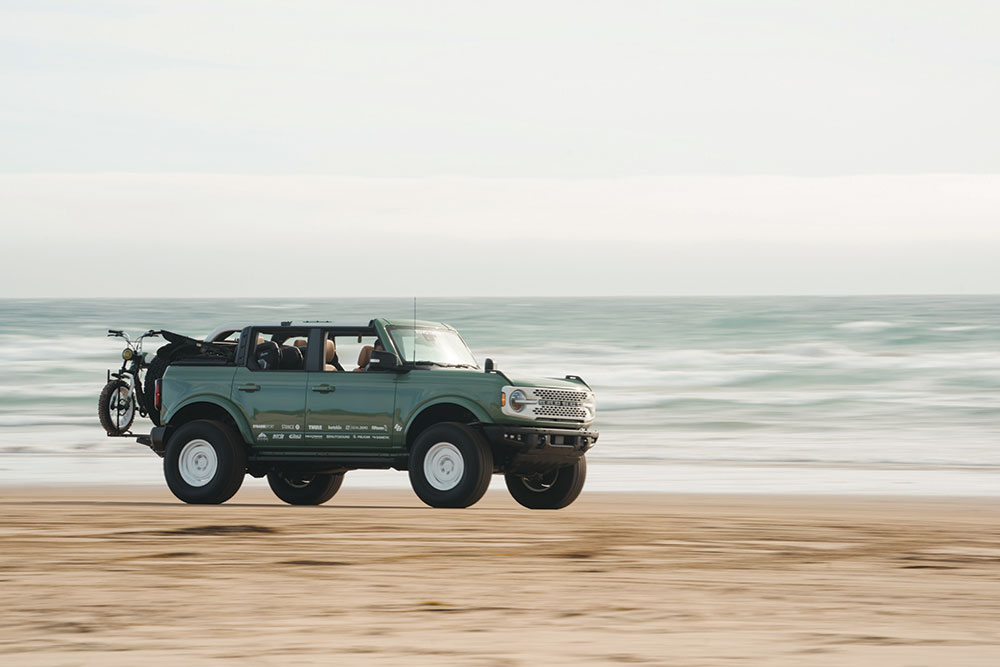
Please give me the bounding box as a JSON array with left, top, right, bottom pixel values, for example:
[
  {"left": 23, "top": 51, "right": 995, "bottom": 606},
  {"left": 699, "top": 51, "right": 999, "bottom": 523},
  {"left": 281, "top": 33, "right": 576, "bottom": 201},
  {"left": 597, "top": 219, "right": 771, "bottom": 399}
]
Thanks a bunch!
[{"left": 1, "top": 484, "right": 999, "bottom": 666}]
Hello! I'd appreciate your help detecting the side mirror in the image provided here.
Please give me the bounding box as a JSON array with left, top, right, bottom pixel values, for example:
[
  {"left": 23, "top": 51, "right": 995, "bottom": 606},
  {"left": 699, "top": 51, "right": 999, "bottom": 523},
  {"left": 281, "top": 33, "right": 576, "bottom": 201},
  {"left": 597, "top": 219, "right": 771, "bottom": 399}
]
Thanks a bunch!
[
  {"left": 369, "top": 349, "right": 404, "bottom": 372},
  {"left": 484, "top": 358, "right": 496, "bottom": 372}
]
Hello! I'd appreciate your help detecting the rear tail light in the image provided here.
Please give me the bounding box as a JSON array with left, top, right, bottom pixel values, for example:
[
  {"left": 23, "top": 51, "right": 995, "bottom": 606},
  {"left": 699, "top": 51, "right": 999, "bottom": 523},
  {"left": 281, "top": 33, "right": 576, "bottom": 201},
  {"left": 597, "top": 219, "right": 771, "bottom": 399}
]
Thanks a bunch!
[{"left": 154, "top": 379, "right": 162, "bottom": 412}]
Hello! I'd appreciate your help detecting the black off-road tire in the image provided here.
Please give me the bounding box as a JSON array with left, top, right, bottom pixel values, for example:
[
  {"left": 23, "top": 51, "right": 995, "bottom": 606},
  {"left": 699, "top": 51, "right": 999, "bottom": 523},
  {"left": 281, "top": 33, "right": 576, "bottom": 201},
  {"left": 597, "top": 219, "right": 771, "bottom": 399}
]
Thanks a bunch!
[
  {"left": 505, "top": 456, "right": 587, "bottom": 510},
  {"left": 164, "top": 420, "right": 246, "bottom": 504},
  {"left": 408, "top": 423, "right": 493, "bottom": 508},
  {"left": 98, "top": 379, "right": 135, "bottom": 435},
  {"left": 267, "top": 471, "right": 344, "bottom": 505},
  {"left": 143, "top": 356, "right": 170, "bottom": 426}
]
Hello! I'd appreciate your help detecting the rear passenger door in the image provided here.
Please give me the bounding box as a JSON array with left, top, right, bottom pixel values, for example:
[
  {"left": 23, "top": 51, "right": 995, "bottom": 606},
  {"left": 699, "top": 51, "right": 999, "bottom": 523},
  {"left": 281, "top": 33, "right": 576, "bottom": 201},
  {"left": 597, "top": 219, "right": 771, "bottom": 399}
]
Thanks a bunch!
[{"left": 230, "top": 328, "right": 310, "bottom": 448}]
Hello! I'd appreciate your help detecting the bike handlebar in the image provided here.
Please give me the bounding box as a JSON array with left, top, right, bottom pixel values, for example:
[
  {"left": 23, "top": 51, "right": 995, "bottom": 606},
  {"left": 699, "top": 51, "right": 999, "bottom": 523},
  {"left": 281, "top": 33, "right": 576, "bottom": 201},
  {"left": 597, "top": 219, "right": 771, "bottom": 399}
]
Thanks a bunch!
[{"left": 107, "top": 329, "right": 161, "bottom": 340}]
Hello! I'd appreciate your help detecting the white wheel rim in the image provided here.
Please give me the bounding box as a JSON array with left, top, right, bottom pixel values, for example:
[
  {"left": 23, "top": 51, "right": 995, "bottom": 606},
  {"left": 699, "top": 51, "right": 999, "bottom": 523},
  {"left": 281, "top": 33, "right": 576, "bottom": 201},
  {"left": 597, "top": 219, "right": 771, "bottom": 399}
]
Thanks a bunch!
[
  {"left": 178, "top": 439, "right": 218, "bottom": 487},
  {"left": 110, "top": 386, "right": 134, "bottom": 427},
  {"left": 424, "top": 442, "right": 465, "bottom": 491}
]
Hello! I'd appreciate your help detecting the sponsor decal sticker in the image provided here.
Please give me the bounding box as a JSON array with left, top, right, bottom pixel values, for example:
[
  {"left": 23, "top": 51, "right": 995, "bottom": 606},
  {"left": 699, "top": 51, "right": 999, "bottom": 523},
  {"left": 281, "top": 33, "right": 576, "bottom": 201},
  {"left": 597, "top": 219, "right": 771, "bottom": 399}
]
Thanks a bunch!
[
  {"left": 288, "top": 434, "right": 302, "bottom": 440},
  {"left": 257, "top": 433, "right": 267, "bottom": 440},
  {"left": 252, "top": 424, "right": 274, "bottom": 430}
]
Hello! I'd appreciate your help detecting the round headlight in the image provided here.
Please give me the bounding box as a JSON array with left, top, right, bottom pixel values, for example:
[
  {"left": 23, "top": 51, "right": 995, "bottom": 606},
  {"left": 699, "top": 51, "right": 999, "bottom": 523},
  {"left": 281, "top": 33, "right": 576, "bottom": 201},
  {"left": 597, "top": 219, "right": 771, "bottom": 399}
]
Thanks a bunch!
[
  {"left": 122, "top": 348, "right": 134, "bottom": 361},
  {"left": 509, "top": 389, "right": 528, "bottom": 412}
]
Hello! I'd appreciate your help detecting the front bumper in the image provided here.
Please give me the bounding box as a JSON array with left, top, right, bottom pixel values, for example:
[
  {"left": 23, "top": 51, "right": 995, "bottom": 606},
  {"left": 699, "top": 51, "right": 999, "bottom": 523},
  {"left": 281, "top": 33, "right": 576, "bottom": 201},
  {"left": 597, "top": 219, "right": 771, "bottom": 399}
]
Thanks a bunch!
[{"left": 482, "top": 424, "right": 598, "bottom": 474}]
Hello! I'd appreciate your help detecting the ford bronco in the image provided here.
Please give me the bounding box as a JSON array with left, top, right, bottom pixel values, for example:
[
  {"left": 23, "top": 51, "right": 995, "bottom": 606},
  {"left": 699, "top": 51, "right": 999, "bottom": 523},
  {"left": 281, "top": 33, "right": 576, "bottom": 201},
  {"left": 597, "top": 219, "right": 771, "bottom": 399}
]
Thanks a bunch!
[{"left": 139, "top": 318, "right": 598, "bottom": 509}]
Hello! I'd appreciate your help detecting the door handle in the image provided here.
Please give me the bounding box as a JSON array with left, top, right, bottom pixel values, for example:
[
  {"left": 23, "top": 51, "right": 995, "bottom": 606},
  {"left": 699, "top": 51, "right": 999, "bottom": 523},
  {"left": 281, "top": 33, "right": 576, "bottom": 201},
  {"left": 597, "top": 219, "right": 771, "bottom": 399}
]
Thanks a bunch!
[
  {"left": 311, "top": 384, "right": 336, "bottom": 394},
  {"left": 237, "top": 383, "right": 261, "bottom": 392}
]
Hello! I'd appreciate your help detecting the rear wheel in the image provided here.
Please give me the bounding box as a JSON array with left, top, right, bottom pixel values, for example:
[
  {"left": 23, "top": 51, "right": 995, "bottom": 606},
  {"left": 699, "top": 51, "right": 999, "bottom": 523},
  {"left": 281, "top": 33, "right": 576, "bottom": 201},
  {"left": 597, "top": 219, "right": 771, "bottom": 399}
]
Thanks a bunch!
[
  {"left": 267, "top": 471, "right": 344, "bottom": 505},
  {"left": 98, "top": 379, "right": 135, "bottom": 435},
  {"left": 408, "top": 423, "right": 492, "bottom": 508},
  {"left": 505, "top": 456, "right": 586, "bottom": 510},
  {"left": 164, "top": 420, "right": 246, "bottom": 504}
]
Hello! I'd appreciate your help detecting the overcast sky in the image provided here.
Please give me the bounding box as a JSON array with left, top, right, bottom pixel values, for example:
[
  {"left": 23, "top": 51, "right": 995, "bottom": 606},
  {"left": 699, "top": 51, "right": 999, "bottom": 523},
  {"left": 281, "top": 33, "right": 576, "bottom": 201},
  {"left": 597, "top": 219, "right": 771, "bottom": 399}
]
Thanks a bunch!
[{"left": 1, "top": 1, "right": 998, "bottom": 296}]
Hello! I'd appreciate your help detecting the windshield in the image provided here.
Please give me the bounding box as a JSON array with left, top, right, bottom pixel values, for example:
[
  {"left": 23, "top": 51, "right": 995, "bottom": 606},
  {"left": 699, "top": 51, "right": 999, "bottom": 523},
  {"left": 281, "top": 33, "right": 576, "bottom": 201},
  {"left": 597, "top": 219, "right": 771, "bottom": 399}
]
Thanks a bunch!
[{"left": 387, "top": 327, "right": 479, "bottom": 368}]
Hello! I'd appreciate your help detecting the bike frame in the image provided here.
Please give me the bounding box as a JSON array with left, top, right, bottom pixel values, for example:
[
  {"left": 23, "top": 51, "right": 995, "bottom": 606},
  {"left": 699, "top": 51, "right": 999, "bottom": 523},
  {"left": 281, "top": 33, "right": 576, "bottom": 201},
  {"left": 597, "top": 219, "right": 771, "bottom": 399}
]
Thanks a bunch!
[{"left": 106, "top": 330, "right": 160, "bottom": 418}]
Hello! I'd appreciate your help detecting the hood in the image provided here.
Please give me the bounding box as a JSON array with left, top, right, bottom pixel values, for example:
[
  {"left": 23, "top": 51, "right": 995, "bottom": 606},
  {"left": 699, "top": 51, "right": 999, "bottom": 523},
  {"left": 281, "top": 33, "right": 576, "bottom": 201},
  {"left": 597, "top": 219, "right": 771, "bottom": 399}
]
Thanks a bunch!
[{"left": 502, "top": 375, "right": 591, "bottom": 391}]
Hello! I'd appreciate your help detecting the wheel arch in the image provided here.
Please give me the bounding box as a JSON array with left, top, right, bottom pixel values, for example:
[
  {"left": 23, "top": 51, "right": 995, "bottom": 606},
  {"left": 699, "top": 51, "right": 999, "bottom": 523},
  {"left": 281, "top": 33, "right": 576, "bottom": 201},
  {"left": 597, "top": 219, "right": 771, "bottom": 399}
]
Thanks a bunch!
[
  {"left": 164, "top": 397, "right": 252, "bottom": 444},
  {"left": 404, "top": 399, "right": 491, "bottom": 450}
]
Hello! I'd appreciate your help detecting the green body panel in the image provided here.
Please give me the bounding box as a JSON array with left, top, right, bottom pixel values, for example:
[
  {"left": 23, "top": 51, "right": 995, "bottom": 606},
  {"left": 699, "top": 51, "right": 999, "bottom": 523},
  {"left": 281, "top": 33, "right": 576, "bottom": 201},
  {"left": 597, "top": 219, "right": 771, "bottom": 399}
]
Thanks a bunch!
[
  {"left": 393, "top": 370, "right": 497, "bottom": 428},
  {"left": 230, "top": 366, "right": 308, "bottom": 448},
  {"left": 159, "top": 319, "right": 596, "bottom": 457},
  {"left": 303, "top": 371, "right": 397, "bottom": 454},
  {"left": 159, "top": 366, "right": 252, "bottom": 442}
]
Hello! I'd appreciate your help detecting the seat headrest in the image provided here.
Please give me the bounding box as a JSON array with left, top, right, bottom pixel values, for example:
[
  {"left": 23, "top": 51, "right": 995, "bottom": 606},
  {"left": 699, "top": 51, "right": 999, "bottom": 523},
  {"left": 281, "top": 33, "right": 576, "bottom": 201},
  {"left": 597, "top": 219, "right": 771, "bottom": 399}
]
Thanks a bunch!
[{"left": 357, "top": 345, "right": 374, "bottom": 368}]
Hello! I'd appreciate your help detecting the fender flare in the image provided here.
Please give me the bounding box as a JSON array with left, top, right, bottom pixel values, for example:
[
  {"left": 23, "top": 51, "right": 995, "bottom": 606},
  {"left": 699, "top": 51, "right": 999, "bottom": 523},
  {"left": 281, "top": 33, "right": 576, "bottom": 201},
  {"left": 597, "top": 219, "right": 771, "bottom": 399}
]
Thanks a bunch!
[
  {"left": 162, "top": 395, "right": 253, "bottom": 444},
  {"left": 403, "top": 396, "right": 493, "bottom": 437}
]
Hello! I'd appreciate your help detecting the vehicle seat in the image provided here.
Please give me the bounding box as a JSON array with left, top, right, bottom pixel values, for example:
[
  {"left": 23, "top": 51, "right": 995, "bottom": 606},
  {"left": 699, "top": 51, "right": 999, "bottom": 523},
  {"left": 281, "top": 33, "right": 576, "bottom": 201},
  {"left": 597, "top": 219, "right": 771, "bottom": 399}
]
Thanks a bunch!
[
  {"left": 324, "top": 339, "right": 338, "bottom": 372},
  {"left": 278, "top": 345, "right": 303, "bottom": 370},
  {"left": 255, "top": 340, "right": 281, "bottom": 370},
  {"left": 354, "top": 345, "right": 374, "bottom": 372}
]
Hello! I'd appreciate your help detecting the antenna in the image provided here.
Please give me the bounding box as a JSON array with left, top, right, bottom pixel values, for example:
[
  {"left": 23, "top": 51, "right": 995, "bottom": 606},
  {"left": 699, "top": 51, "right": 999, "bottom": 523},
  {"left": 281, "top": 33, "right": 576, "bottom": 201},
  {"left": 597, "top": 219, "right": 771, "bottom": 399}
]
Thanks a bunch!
[{"left": 413, "top": 296, "right": 417, "bottom": 360}]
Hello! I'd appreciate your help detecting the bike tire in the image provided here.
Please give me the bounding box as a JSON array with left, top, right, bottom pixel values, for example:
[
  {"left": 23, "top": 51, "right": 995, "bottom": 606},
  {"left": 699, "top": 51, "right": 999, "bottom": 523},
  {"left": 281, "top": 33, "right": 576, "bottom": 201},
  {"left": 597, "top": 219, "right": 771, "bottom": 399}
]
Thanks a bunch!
[{"left": 99, "top": 379, "right": 135, "bottom": 435}]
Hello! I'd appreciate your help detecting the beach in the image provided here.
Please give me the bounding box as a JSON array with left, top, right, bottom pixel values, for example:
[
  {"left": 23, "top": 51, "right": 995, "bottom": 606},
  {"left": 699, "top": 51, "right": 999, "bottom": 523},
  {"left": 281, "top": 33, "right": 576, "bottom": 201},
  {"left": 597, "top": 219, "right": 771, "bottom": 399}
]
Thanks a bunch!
[{"left": 2, "top": 485, "right": 999, "bottom": 665}]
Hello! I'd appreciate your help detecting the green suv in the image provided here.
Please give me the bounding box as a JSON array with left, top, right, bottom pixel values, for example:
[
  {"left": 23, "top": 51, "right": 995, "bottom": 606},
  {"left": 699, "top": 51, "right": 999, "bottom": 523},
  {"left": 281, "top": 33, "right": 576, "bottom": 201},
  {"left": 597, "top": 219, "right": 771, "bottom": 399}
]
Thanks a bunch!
[{"left": 143, "top": 318, "right": 598, "bottom": 509}]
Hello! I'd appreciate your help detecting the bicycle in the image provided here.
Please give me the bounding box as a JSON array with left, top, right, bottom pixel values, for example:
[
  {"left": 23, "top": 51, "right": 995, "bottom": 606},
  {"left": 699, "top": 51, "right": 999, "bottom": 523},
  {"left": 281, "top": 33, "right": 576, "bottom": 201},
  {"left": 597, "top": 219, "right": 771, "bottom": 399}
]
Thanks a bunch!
[{"left": 98, "top": 329, "right": 164, "bottom": 435}]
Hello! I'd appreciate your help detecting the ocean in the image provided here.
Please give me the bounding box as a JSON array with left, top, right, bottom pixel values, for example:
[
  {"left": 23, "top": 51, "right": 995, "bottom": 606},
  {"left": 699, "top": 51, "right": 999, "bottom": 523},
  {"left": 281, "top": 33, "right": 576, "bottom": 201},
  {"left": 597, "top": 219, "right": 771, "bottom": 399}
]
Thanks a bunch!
[{"left": 1, "top": 296, "right": 998, "bottom": 495}]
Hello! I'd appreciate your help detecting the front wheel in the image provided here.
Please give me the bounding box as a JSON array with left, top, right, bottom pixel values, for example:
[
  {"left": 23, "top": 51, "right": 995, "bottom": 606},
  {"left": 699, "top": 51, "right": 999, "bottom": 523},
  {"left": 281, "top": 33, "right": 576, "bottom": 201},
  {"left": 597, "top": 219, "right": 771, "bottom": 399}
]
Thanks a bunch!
[
  {"left": 267, "top": 471, "right": 344, "bottom": 505},
  {"left": 98, "top": 379, "right": 135, "bottom": 435},
  {"left": 164, "top": 420, "right": 246, "bottom": 504},
  {"left": 505, "top": 456, "right": 587, "bottom": 510},
  {"left": 408, "top": 423, "right": 493, "bottom": 508}
]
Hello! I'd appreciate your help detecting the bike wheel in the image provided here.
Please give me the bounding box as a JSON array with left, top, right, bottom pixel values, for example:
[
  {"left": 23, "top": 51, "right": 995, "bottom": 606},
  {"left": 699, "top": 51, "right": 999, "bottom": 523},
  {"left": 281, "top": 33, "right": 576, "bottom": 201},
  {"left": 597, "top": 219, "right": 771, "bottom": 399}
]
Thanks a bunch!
[{"left": 98, "top": 379, "right": 135, "bottom": 435}]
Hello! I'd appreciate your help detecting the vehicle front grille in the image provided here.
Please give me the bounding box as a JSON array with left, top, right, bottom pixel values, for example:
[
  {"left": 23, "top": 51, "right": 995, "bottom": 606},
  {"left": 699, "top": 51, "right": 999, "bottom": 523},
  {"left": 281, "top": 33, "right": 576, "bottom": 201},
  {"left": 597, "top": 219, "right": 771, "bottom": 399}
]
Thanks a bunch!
[
  {"left": 501, "top": 384, "right": 595, "bottom": 422},
  {"left": 531, "top": 404, "right": 589, "bottom": 420},
  {"left": 533, "top": 388, "right": 589, "bottom": 403},
  {"left": 530, "top": 388, "right": 592, "bottom": 422}
]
